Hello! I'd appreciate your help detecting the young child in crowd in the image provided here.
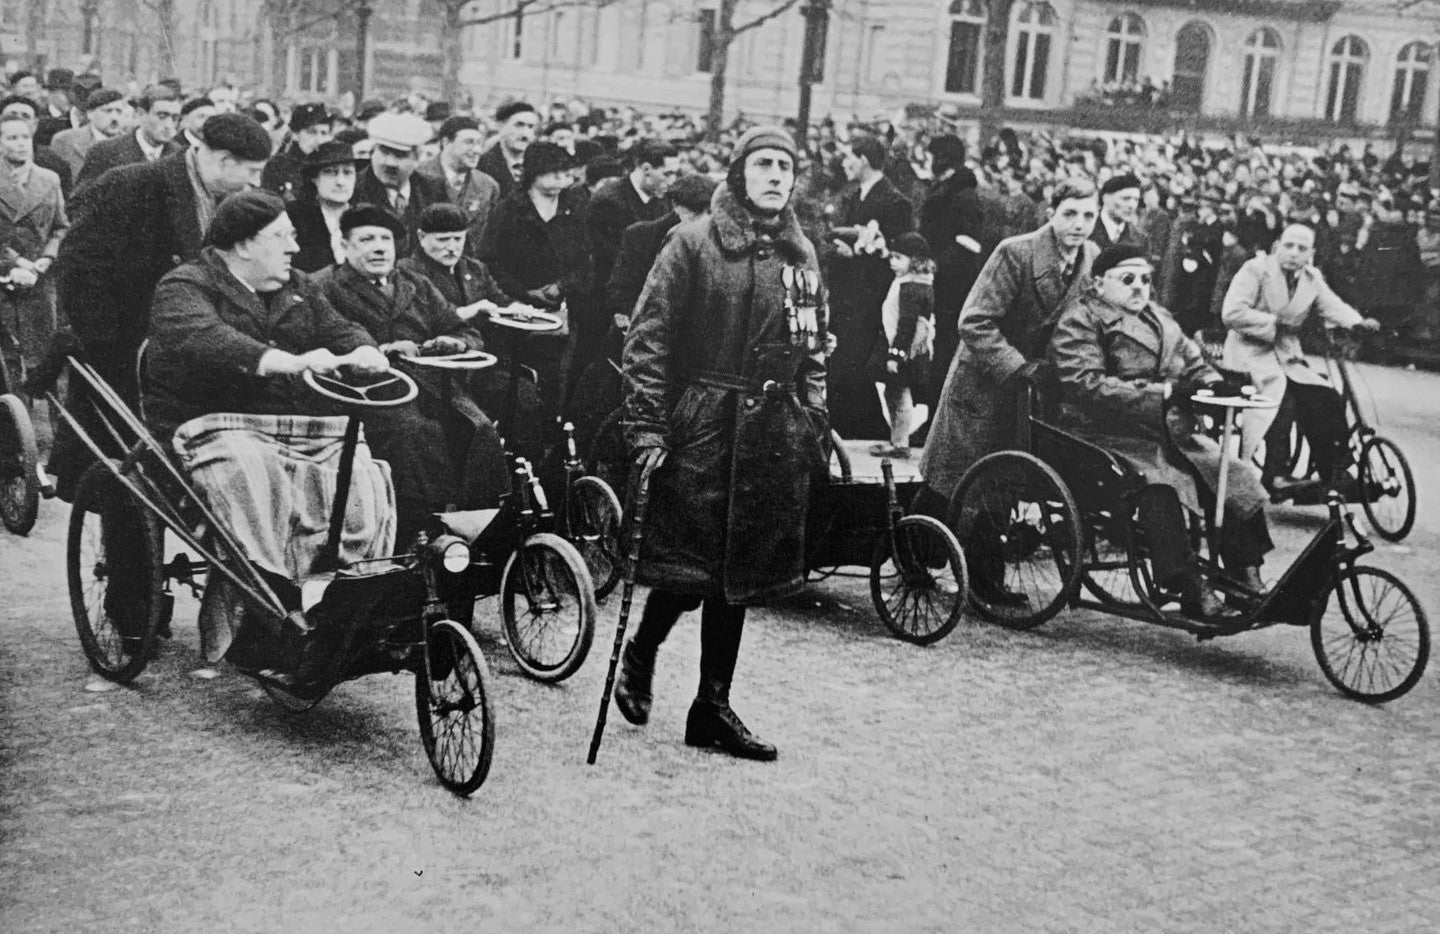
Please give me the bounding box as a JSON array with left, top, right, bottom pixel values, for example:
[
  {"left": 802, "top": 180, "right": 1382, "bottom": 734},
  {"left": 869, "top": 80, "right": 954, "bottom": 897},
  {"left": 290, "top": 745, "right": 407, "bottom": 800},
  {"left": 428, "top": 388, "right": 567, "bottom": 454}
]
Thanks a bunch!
[{"left": 869, "top": 232, "right": 934, "bottom": 458}]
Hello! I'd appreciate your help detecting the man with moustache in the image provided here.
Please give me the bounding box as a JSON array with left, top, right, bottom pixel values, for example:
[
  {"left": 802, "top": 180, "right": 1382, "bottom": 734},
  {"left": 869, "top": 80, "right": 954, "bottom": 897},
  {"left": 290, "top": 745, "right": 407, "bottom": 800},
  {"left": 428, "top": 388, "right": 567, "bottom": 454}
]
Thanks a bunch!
[
  {"left": 74, "top": 87, "right": 183, "bottom": 190},
  {"left": 50, "top": 87, "right": 130, "bottom": 178},
  {"left": 353, "top": 111, "right": 443, "bottom": 257},
  {"left": 476, "top": 101, "right": 538, "bottom": 197}
]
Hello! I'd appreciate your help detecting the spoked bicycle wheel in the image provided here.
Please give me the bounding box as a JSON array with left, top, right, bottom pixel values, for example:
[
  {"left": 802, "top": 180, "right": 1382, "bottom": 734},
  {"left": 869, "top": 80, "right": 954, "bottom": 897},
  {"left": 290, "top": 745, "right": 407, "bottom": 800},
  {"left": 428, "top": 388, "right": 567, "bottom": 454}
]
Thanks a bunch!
[
  {"left": 415, "top": 619, "right": 495, "bottom": 796},
  {"left": 67, "top": 464, "right": 165, "bottom": 682},
  {"left": 870, "top": 514, "right": 967, "bottom": 645},
  {"left": 0, "top": 393, "right": 39, "bottom": 535},
  {"left": 948, "top": 451, "right": 1082, "bottom": 630},
  {"left": 1312, "top": 566, "right": 1429, "bottom": 703},
  {"left": 564, "top": 475, "right": 623, "bottom": 600},
  {"left": 500, "top": 532, "right": 596, "bottom": 682},
  {"left": 1358, "top": 435, "right": 1416, "bottom": 542}
]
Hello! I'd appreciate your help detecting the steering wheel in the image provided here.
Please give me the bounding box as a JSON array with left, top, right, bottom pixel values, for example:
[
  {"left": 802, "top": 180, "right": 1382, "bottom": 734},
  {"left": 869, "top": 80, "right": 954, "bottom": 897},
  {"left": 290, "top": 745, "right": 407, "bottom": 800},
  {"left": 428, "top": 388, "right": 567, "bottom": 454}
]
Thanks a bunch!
[
  {"left": 303, "top": 367, "right": 419, "bottom": 408},
  {"left": 397, "top": 350, "right": 499, "bottom": 371}
]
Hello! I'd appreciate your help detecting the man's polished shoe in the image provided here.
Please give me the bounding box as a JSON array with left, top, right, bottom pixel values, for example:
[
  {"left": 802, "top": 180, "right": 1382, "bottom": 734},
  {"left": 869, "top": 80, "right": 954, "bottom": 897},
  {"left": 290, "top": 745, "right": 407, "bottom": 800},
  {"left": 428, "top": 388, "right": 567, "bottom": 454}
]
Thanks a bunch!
[
  {"left": 612, "top": 642, "right": 654, "bottom": 726},
  {"left": 1268, "top": 475, "right": 1323, "bottom": 501},
  {"left": 684, "top": 700, "right": 777, "bottom": 762},
  {"left": 1181, "top": 582, "right": 1242, "bottom": 622}
]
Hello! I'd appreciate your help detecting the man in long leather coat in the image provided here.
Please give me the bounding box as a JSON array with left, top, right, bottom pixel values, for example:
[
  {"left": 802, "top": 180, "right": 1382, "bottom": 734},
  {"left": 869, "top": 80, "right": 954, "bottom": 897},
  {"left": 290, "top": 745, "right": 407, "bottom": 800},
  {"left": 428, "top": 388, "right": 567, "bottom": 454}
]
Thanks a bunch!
[{"left": 613, "top": 126, "right": 829, "bottom": 762}]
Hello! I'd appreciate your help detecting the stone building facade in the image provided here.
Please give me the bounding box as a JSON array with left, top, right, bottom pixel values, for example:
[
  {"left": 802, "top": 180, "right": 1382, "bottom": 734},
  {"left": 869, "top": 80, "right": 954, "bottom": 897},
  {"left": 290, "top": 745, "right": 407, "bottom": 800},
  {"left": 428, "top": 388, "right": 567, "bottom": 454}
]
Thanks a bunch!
[{"left": 458, "top": 0, "right": 1440, "bottom": 145}]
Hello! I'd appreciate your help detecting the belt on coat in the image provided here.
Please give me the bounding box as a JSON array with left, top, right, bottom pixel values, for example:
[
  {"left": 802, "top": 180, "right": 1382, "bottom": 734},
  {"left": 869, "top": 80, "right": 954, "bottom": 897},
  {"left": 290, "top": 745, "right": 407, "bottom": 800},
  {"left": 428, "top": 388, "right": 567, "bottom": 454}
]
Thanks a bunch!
[{"left": 690, "top": 369, "right": 795, "bottom": 398}]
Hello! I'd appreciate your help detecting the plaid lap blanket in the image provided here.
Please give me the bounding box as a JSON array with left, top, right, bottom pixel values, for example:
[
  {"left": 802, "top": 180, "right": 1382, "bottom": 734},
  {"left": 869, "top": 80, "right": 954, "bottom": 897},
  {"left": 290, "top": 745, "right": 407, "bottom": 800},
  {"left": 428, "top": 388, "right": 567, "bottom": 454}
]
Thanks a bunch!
[{"left": 173, "top": 413, "right": 397, "bottom": 582}]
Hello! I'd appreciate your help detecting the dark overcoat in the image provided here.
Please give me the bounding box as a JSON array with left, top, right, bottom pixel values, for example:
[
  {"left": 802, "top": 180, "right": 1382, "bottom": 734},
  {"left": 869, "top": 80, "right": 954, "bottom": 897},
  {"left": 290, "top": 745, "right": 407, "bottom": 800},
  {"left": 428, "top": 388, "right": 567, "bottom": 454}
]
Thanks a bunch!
[
  {"left": 74, "top": 131, "right": 181, "bottom": 193},
  {"left": 1049, "top": 292, "right": 1267, "bottom": 520},
  {"left": 824, "top": 174, "right": 914, "bottom": 438},
  {"left": 142, "top": 248, "right": 372, "bottom": 445},
  {"left": 588, "top": 176, "right": 669, "bottom": 314},
  {"left": 286, "top": 198, "right": 345, "bottom": 274},
  {"left": 476, "top": 144, "right": 520, "bottom": 199},
  {"left": 919, "top": 172, "right": 982, "bottom": 406},
  {"left": 605, "top": 211, "right": 680, "bottom": 323},
  {"left": 57, "top": 151, "right": 206, "bottom": 393},
  {"left": 0, "top": 162, "right": 66, "bottom": 369},
  {"left": 352, "top": 167, "right": 445, "bottom": 258},
  {"left": 622, "top": 184, "right": 829, "bottom": 604},
  {"left": 415, "top": 155, "right": 501, "bottom": 256},
  {"left": 918, "top": 226, "right": 1098, "bottom": 499}
]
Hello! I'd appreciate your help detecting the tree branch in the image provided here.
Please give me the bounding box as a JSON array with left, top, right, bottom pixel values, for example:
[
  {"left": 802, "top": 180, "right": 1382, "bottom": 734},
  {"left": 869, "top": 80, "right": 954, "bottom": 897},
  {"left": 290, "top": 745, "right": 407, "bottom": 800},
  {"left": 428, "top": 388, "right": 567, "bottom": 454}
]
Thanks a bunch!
[
  {"left": 733, "top": 0, "right": 803, "bottom": 36},
  {"left": 456, "top": 0, "right": 624, "bottom": 29}
]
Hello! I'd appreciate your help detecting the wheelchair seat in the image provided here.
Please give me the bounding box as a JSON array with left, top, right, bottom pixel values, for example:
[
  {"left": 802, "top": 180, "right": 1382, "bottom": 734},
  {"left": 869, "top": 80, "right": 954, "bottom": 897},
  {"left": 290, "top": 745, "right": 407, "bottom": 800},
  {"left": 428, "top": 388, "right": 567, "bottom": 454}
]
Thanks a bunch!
[{"left": 1031, "top": 418, "right": 1147, "bottom": 526}]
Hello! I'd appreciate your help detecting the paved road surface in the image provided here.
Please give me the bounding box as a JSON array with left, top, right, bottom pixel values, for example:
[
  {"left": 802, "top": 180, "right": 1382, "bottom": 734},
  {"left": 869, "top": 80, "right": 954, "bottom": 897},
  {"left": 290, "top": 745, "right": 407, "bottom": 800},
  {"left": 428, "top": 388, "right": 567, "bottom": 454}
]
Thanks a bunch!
[{"left": 2, "top": 360, "right": 1439, "bottom": 933}]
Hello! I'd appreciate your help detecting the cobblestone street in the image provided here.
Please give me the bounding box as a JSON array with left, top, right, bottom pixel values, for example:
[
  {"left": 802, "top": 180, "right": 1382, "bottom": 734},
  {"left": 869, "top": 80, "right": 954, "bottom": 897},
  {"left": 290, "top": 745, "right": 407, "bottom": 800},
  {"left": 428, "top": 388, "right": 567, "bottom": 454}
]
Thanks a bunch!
[{"left": 3, "top": 361, "right": 1439, "bottom": 933}]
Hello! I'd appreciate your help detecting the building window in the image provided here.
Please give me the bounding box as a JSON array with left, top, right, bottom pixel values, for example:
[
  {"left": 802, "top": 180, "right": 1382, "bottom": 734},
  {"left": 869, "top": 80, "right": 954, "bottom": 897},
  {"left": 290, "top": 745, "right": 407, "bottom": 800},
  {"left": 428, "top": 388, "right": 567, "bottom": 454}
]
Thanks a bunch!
[
  {"left": 944, "top": 0, "right": 985, "bottom": 95},
  {"left": 1103, "top": 13, "right": 1145, "bottom": 85},
  {"left": 1392, "top": 41, "right": 1431, "bottom": 122},
  {"left": 1239, "top": 28, "right": 1281, "bottom": 118},
  {"left": 1009, "top": 1, "right": 1055, "bottom": 101},
  {"left": 865, "top": 24, "right": 887, "bottom": 85},
  {"left": 1171, "top": 21, "right": 1211, "bottom": 113},
  {"left": 292, "top": 46, "right": 335, "bottom": 95},
  {"left": 1325, "top": 35, "right": 1368, "bottom": 124},
  {"left": 697, "top": 7, "right": 717, "bottom": 73},
  {"left": 0, "top": 0, "right": 22, "bottom": 29}
]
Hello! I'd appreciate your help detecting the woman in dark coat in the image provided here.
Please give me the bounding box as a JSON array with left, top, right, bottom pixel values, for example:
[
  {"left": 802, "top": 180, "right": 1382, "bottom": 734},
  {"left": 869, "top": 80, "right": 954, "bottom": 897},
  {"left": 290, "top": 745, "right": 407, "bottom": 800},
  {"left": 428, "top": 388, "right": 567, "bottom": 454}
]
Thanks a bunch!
[
  {"left": 612, "top": 127, "right": 829, "bottom": 762},
  {"left": 286, "top": 139, "right": 358, "bottom": 274},
  {"left": 918, "top": 134, "right": 981, "bottom": 414},
  {"left": 477, "top": 142, "right": 591, "bottom": 421}
]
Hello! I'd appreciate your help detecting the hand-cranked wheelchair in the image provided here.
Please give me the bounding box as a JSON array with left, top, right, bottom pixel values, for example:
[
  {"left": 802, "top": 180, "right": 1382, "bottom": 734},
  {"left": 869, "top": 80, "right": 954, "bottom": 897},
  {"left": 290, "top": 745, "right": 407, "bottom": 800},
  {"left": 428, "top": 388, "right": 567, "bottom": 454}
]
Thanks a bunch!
[
  {"left": 44, "top": 352, "right": 501, "bottom": 795},
  {"left": 805, "top": 436, "right": 968, "bottom": 644},
  {"left": 0, "top": 309, "right": 42, "bottom": 535},
  {"left": 946, "top": 381, "right": 1430, "bottom": 703},
  {"left": 1197, "top": 326, "right": 1417, "bottom": 542}
]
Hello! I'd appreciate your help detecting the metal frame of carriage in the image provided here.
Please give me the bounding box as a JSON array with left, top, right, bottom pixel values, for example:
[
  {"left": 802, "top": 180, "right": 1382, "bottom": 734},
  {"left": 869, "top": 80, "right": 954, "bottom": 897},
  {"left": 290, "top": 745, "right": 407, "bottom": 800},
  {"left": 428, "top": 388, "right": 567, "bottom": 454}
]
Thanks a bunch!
[
  {"left": 945, "top": 382, "right": 1430, "bottom": 702},
  {"left": 803, "top": 435, "right": 969, "bottom": 645},
  {"left": 1196, "top": 326, "right": 1417, "bottom": 542},
  {"left": 0, "top": 308, "right": 42, "bottom": 535},
  {"left": 42, "top": 355, "right": 501, "bottom": 794}
]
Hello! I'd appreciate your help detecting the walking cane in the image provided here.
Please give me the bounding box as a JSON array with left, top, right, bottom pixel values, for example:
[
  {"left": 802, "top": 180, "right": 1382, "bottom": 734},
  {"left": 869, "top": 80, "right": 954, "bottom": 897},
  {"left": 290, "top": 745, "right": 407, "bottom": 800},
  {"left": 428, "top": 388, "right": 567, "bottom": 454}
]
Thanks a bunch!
[{"left": 587, "top": 457, "right": 658, "bottom": 765}]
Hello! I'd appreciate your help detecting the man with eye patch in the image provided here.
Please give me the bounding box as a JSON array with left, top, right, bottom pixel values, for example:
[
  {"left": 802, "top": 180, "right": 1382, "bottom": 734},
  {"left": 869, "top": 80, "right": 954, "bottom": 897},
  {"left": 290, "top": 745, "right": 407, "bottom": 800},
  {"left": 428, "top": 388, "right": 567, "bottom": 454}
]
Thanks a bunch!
[{"left": 1050, "top": 244, "right": 1274, "bottom": 620}]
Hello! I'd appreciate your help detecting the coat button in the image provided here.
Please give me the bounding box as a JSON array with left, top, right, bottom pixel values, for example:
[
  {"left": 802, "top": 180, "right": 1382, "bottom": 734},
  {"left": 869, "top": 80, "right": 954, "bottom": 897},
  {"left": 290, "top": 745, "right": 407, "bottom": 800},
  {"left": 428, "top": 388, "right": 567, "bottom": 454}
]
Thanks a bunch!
[{"left": 744, "top": 397, "right": 757, "bottom": 409}]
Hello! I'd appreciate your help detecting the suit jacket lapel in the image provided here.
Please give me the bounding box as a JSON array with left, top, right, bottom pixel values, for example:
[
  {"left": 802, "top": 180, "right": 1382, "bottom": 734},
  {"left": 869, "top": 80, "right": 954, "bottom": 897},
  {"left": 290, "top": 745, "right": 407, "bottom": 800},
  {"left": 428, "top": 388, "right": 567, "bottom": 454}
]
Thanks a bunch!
[
  {"left": 1031, "top": 227, "right": 1065, "bottom": 316},
  {"left": 1260, "top": 255, "right": 1292, "bottom": 320},
  {"left": 0, "top": 174, "right": 24, "bottom": 216},
  {"left": 332, "top": 265, "right": 398, "bottom": 339}
]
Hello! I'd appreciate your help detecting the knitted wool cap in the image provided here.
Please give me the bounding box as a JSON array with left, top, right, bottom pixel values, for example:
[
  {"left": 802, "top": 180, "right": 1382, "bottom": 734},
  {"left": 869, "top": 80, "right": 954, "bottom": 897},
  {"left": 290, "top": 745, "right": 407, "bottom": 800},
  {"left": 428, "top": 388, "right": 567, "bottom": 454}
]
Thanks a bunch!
[{"left": 730, "top": 125, "right": 797, "bottom": 165}]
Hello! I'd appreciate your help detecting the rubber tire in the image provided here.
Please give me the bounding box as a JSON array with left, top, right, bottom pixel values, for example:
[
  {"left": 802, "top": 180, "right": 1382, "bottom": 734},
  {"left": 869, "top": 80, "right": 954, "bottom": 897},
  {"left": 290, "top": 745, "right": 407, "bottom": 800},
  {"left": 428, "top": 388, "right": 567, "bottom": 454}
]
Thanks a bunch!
[
  {"left": 1358, "top": 435, "right": 1416, "bottom": 543},
  {"left": 0, "top": 393, "right": 39, "bottom": 535},
  {"left": 948, "top": 451, "right": 1083, "bottom": 630},
  {"left": 500, "top": 532, "right": 596, "bottom": 683},
  {"left": 67, "top": 464, "right": 165, "bottom": 683},
  {"left": 870, "top": 514, "right": 967, "bottom": 645},
  {"left": 565, "top": 475, "right": 623, "bottom": 600},
  {"left": 415, "top": 619, "right": 495, "bottom": 796},
  {"left": 1312, "top": 566, "right": 1429, "bottom": 703}
]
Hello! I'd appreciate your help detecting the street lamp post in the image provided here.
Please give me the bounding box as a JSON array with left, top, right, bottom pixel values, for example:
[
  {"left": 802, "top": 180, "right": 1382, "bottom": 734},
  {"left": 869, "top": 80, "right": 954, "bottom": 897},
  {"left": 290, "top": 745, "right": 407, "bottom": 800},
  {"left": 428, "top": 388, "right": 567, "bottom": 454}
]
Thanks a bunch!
[
  {"left": 795, "top": 0, "right": 831, "bottom": 153},
  {"left": 355, "top": 0, "right": 373, "bottom": 103}
]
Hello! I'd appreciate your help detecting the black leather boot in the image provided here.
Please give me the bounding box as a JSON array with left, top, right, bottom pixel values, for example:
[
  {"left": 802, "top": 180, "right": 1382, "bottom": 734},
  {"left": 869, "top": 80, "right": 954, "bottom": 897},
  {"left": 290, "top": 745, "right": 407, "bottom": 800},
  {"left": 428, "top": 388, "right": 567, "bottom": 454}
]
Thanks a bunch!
[
  {"left": 612, "top": 641, "right": 655, "bottom": 726},
  {"left": 684, "top": 700, "right": 777, "bottom": 761}
]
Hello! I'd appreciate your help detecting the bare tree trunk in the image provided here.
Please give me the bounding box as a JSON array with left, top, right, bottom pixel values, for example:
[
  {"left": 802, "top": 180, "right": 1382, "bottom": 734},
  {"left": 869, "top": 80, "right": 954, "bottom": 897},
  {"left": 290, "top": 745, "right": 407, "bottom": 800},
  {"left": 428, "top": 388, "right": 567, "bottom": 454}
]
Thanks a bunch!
[
  {"left": 979, "top": 0, "right": 1015, "bottom": 143},
  {"left": 25, "top": 0, "right": 50, "bottom": 66},
  {"left": 705, "top": 0, "right": 737, "bottom": 142},
  {"left": 440, "top": 1, "right": 466, "bottom": 104}
]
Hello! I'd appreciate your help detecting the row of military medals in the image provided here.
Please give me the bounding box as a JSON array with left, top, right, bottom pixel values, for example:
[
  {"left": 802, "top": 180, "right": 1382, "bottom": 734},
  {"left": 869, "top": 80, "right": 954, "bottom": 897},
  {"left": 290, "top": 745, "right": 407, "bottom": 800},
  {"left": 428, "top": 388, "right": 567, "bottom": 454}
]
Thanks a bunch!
[{"left": 781, "top": 265, "right": 822, "bottom": 351}]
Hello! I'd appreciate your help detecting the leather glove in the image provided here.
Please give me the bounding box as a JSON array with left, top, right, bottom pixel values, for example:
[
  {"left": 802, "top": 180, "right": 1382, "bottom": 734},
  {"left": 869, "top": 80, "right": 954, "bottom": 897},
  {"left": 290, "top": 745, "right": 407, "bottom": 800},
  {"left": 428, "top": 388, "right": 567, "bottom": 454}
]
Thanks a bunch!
[{"left": 378, "top": 339, "right": 421, "bottom": 358}]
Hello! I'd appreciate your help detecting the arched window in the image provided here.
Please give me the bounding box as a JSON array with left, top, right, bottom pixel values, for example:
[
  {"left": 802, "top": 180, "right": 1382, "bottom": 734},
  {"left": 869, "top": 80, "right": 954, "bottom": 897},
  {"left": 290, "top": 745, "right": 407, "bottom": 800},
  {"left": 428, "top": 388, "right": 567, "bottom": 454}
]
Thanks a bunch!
[
  {"left": 1240, "top": 28, "right": 1281, "bottom": 118},
  {"left": 1103, "top": 13, "right": 1145, "bottom": 84},
  {"left": 1325, "top": 35, "right": 1368, "bottom": 124},
  {"left": 1391, "top": 41, "right": 1431, "bottom": 122},
  {"left": 1171, "top": 21, "right": 1211, "bottom": 113},
  {"left": 1010, "top": 1, "right": 1056, "bottom": 101},
  {"left": 944, "top": 0, "right": 986, "bottom": 95}
]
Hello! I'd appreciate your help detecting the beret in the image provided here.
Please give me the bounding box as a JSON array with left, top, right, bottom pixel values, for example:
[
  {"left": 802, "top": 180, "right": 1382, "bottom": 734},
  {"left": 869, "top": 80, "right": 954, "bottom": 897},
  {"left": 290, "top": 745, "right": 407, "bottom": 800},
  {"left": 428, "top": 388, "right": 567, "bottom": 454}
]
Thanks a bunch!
[
  {"left": 199, "top": 112, "right": 272, "bottom": 161},
  {"left": 207, "top": 189, "right": 287, "bottom": 250},
  {"left": 289, "top": 101, "right": 331, "bottom": 133},
  {"left": 0, "top": 94, "right": 36, "bottom": 116},
  {"left": 181, "top": 96, "right": 214, "bottom": 118},
  {"left": 418, "top": 203, "right": 469, "bottom": 234},
  {"left": 340, "top": 203, "right": 406, "bottom": 238},
  {"left": 889, "top": 231, "right": 932, "bottom": 262},
  {"left": 84, "top": 88, "right": 124, "bottom": 111},
  {"left": 438, "top": 115, "right": 480, "bottom": 141},
  {"left": 44, "top": 68, "right": 73, "bottom": 91},
  {"left": 495, "top": 100, "right": 537, "bottom": 124},
  {"left": 367, "top": 111, "right": 432, "bottom": 152},
  {"left": 1092, "top": 244, "right": 1151, "bottom": 278},
  {"left": 1100, "top": 173, "right": 1141, "bottom": 196},
  {"left": 730, "top": 125, "right": 797, "bottom": 165}
]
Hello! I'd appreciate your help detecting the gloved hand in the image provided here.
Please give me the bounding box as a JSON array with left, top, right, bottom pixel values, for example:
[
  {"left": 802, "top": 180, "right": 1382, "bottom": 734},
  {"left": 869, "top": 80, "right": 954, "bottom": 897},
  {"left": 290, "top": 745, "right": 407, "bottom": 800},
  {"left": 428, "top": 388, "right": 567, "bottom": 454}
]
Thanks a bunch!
[
  {"left": 378, "top": 339, "right": 421, "bottom": 358},
  {"left": 421, "top": 335, "right": 470, "bottom": 356},
  {"left": 635, "top": 445, "right": 668, "bottom": 477}
]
